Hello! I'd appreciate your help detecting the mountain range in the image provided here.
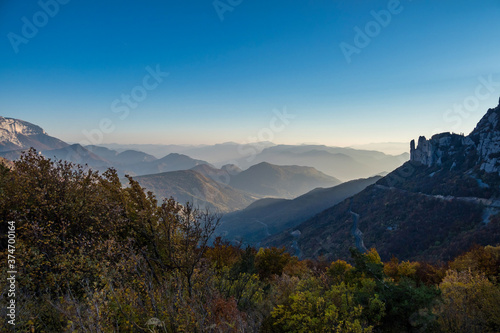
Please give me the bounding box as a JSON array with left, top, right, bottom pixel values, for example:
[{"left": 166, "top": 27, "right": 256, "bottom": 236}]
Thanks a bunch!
[
  {"left": 227, "top": 145, "right": 408, "bottom": 181},
  {"left": 85, "top": 145, "right": 157, "bottom": 165},
  {"left": 0, "top": 117, "right": 405, "bottom": 182},
  {"left": 228, "top": 162, "right": 340, "bottom": 198},
  {"left": 0, "top": 116, "right": 410, "bottom": 213},
  {"left": 135, "top": 162, "right": 341, "bottom": 212},
  {"left": 98, "top": 142, "right": 407, "bottom": 181},
  {"left": 134, "top": 170, "right": 257, "bottom": 213},
  {"left": 264, "top": 99, "right": 500, "bottom": 263},
  {"left": 96, "top": 141, "right": 275, "bottom": 161},
  {"left": 0, "top": 118, "right": 349, "bottom": 212},
  {"left": 218, "top": 175, "right": 381, "bottom": 244}
]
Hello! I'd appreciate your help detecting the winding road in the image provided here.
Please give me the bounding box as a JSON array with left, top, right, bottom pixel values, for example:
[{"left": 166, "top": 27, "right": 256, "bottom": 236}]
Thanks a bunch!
[
  {"left": 257, "top": 220, "right": 271, "bottom": 237},
  {"left": 375, "top": 184, "right": 500, "bottom": 224},
  {"left": 349, "top": 207, "right": 367, "bottom": 253}
]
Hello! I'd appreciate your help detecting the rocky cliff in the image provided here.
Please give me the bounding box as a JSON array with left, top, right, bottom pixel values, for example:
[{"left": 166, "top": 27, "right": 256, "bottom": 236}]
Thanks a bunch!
[
  {"left": 469, "top": 100, "right": 500, "bottom": 173},
  {"left": 0, "top": 116, "right": 68, "bottom": 152},
  {"left": 410, "top": 98, "right": 500, "bottom": 174}
]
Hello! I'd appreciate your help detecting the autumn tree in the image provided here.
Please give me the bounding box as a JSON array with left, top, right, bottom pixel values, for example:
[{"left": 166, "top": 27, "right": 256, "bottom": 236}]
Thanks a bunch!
[
  {"left": 255, "top": 247, "right": 291, "bottom": 280},
  {"left": 271, "top": 279, "right": 378, "bottom": 333},
  {"left": 448, "top": 244, "right": 500, "bottom": 281},
  {"left": 438, "top": 269, "right": 500, "bottom": 332},
  {"left": 350, "top": 248, "right": 439, "bottom": 332}
]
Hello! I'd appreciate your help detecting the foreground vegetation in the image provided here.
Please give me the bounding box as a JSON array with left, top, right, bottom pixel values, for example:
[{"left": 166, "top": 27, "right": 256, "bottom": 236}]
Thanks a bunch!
[{"left": 1, "top": 150, "right": 499, "bottom": 332}]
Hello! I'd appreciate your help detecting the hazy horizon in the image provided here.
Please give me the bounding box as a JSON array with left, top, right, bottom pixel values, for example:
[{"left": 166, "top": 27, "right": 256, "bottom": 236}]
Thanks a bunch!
[{"left": 81, "top": 140, "right": 411, "bottom": 156}]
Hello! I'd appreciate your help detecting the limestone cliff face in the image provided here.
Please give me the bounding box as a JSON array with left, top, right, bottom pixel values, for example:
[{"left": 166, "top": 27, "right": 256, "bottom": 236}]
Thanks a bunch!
[
  {"left": 0, "top": 116, "right": 68, "bottom": 153},
  {"left": 410, "top": 99, "right": 500, "bottom": 174},
  {"left": 469, "top": 102, "right": 500, "bottom": 173},
  {"left": 0, "top": 116, "right": 46, "bottom": 147},
  {"left": 410, "top": 134, "right": 472, "bottom": 167}
]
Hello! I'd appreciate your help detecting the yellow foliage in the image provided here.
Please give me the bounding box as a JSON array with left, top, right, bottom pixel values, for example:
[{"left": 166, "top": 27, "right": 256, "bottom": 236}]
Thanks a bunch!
[
  {"left": 364, "top": 248, "right": 382, "bottom": 264},
  {"left": 438, "top": 269, "right": 500, "bottom": 332}
]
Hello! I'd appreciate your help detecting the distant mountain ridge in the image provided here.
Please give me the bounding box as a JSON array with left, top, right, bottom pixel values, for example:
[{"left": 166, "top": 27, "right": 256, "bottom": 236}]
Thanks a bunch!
[
  {"left": 190, "top": 164, "right": 231, "bottom": 183},
  {"left": 229, "top": 144, "right": 408, "bottom": 181},
  {"left": 229, "top": 162, "right": 341, "bottom": 199},
  {"left": 82, "top": 149, "right": 213, "bottom": 176},
  {"left": 179, "top": 142, "right": 275, "bottom": 165},
  {"left": 42, "top": 144, "right": 111, "bottom": 170},
  {"left": 86, "top": 145, "right": 157, "bottom": 165},
  {"left": 143, "top": 153, "right": 211, "bottom": 174},
  {"left": 97, "top": 141, "right": 274, "bottom": 162},
  {"left": 99, "top": 142, "right": 408, "bottom": 181}
]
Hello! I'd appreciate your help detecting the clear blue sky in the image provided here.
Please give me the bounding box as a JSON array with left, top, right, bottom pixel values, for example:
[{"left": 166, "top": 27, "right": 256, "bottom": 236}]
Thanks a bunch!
[{"left": 1, "top": 0, "right": 500, "bottom": 149}]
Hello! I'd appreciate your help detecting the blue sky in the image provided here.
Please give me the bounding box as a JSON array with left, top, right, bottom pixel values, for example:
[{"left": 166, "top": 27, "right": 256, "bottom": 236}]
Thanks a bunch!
[{"left": 1, "top": 0, "right": 500, "bottom": 151}]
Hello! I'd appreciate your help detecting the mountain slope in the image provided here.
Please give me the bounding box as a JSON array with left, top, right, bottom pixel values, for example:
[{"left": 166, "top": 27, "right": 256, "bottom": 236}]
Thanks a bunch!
[
  {"left": 134, "top": 170, "right": 258, "bottom": 213},
  {"left": 42, "top": 144, "right": 112, "bottom": 171},
  {"left": 181, "top": 141, "right": 274, "bottom": 165},
  {"left": 218, "top": 176, "right": 381, "bottom": 244},
  {"left": 190, "top": 164, "right": 232, "bottom": 184},
  {"left": 115, "top": 150, "right": 157, "bottom": 164},
  {"left": 134, "top": 153, "right": 212, "bottom": 175},
  {"left": 85, "top": 145, "right": 211, "bottom": 176},
  {"left": 86, "top": 145, "right": 157, "bottom": 168},
  {"left": 229, "top": 162, "right": 341, "bottom": 199},
  {"left": 85, "top": 145, "right": 121, "bottom": 161},
  {"left": 265, "top": 99, "right": 500, "bottom": 263},
  {"left": 0, "top": 116, "right": 68, "bottom": 152},
  {"left": 221, "top": 164, "right": 242, "bottom": 175},
  {"left": 0, "top": 144, "right": 111, "bottom": 171}
]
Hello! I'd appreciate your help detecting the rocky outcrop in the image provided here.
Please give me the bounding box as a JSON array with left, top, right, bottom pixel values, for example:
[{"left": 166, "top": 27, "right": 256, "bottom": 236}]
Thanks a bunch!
[
  {"left": 0, "top": 116, "right": 68, "bottom": 152},
  {"left": 0, "top": 117, "right": 46, "bottom": 148},
  {"left": 470, "top": 101, "right": 500, "bottom": 173},
  {"left": 410, "top": 133, "right": 474, "bottom": 167},
  {"left": 411, "top": 98, "right": 500, "bottom": 174}
]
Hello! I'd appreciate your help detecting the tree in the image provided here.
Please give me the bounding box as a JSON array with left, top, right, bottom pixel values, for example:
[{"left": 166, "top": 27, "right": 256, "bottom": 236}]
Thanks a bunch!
[
  {"left": 143, "top": 198, "right": 222, "bottom": 296},
  {"left": 255, "top": 247, "right": 291, "bottom": 280},
  {"left": 449, "top": 245, "right": 500, "bottom": 282},
  {"left": 327, "top": 260, "right": 354, "bottom": 284},
  {"left": 205, "top": 236, "right": 242, "bottom": 271},
  {"left": 270, "top": 277, "right": 381, "bottom": 333},
  {"left": 383, "top": 257, "right": 420, "bottom": 282},
  {"left": 349, "top": 248, "right": 439, "bottom": 332},
  {"left": 438, "top": 269, "right": 500, "bottom": 332}
]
